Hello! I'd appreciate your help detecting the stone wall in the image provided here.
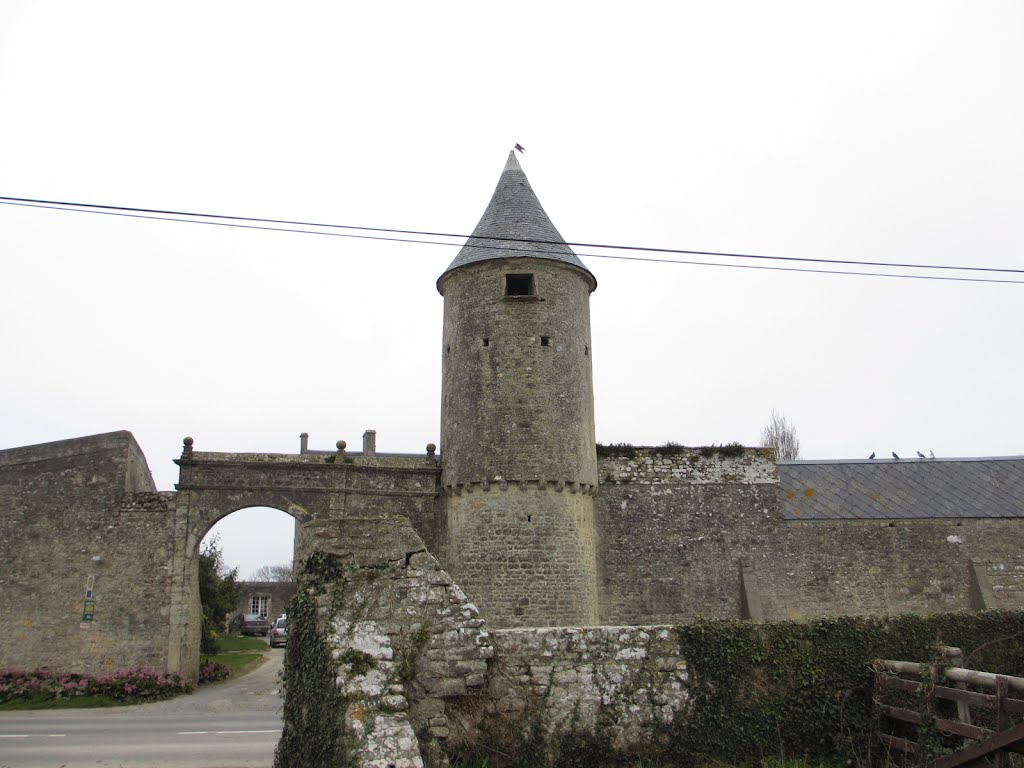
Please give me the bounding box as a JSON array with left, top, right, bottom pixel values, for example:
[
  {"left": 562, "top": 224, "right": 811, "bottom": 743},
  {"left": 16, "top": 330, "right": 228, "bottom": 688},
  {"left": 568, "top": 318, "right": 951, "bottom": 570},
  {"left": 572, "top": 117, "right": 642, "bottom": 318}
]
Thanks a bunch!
[
  {"left": 595, "top": 446, "right": 1024, "bottom": 623},
  {"left": 305, "top": 513, "right": 687, "bottom": 767},
  {"left": 175, "top": 447, "right": 441, "bottom": 565},
  {"left": 596, "top": 447, "right": 779, "bottom": 624},
  {"left": 5, "top": 429, "right": 1024, "bottom": 701},
  {"left": 444, "top": 487, "right": 599, "bottom": 628},
  {"left": 484, "top": 626, "right": 687, "bottom": 749},
  {"left": 767, "top": 518, "right": 1024, "bottom": 619},
  {"left": 0, "top": 432, "right": 177, "bottom": 674},
  {"left": 297, "top": 514, "right": 493, "bottom": 768},
  {"left": 987, "top": 553, "right": 1024, "bottom": 603}
]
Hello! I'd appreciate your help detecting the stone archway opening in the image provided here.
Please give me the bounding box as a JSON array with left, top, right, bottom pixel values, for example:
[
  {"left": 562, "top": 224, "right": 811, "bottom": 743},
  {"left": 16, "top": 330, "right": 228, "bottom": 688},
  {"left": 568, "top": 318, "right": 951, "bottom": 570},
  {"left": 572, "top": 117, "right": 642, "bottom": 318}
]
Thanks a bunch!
[
  {"left": 199, "top": 506, "right": 297, "bottom": 635},
  {"left": 201, "top": 506, "right": 297, "bottom": 582}
]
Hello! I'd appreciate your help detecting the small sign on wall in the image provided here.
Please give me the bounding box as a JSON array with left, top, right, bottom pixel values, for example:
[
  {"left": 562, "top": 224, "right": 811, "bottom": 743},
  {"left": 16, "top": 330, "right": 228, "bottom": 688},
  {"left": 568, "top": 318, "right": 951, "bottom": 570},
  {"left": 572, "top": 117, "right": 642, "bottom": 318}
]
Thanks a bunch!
[{"left": 81, "top": 575, "right": 97, "bottom": 628}]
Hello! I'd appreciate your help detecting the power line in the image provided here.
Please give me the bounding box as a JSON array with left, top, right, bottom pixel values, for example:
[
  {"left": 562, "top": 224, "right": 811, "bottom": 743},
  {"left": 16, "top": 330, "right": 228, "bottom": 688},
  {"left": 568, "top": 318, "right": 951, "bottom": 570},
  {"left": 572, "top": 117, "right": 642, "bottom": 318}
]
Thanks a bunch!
[
  {"left": 1, "top": 195, "right": 1022, "bottom": 285},
  {"left": 3, "top": 193, "right": 1021, "bottom": 275}
]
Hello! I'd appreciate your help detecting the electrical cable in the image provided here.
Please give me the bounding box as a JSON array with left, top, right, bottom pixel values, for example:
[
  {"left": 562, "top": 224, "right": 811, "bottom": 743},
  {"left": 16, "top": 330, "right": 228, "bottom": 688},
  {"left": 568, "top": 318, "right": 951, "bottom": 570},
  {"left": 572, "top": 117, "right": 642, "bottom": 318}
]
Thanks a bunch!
[{"left": 1, "top": 196, "right": 1021, "bottom": 285}]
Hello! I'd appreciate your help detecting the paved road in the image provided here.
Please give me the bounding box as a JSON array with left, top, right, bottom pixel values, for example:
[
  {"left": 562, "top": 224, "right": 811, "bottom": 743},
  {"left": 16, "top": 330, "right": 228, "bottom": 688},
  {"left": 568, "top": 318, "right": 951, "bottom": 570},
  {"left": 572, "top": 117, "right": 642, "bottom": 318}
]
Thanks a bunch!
[{"left": 0, "top": 648, "right": 285, "bottom": 768}]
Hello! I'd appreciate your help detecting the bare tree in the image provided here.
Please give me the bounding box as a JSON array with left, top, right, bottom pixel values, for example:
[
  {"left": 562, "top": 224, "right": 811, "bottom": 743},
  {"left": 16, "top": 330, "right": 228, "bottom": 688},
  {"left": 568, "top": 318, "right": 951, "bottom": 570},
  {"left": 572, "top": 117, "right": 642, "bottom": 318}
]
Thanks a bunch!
[
  {"left": 760, "top": 410, "right": 801, "bottom": 461},
  {"left": 249, "top": 562, "right": 293, "bottom": 582}
]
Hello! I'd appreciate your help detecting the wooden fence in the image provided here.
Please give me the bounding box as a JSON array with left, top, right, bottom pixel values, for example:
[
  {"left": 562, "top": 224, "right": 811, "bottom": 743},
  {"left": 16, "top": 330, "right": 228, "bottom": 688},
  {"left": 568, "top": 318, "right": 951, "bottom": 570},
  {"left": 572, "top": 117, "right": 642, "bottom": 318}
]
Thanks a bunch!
[{"left": 874, "top": 646, "right": 1024, "bottom": 767}]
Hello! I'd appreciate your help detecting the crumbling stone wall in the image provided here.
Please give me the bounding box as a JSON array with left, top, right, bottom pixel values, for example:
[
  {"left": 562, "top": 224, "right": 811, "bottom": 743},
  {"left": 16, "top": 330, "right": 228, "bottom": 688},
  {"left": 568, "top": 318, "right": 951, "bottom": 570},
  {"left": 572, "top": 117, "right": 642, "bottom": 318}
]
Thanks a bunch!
[
  {"left": 306, "top": 514, "right": 688, "bottom": 767},
  {"left": 0, "top": 432, "right": 176, "bottom": 674},
  {"left": 298, "top": 514, "right": 492, "bottom": 768},
  {"left": 483, "top": 626, "right": 688, "bottom": 750}
]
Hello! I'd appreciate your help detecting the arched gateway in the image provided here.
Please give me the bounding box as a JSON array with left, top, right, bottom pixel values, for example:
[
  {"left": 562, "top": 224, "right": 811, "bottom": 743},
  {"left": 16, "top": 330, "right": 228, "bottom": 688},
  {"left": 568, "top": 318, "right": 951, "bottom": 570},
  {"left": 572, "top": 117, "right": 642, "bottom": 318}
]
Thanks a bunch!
[{"left": 170, "top": 437, "right": 441, "bottom": 678}]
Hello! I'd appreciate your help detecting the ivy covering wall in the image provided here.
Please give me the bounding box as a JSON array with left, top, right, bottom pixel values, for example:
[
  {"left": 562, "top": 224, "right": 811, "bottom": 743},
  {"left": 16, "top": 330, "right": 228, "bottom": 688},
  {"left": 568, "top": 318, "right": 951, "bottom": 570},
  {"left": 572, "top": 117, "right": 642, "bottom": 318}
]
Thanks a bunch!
[
  {"left": 274, "top": 541, "right": 1024, "bottom": 768},
  {"left": 672, "top": 611, "right": 1024, "bottom": 766},
  {"left": 446, "top": 612, "right": 1024, "bottom": 767},
  {"left": 274, "top": 552, "right": 351, "bottom": 768}
]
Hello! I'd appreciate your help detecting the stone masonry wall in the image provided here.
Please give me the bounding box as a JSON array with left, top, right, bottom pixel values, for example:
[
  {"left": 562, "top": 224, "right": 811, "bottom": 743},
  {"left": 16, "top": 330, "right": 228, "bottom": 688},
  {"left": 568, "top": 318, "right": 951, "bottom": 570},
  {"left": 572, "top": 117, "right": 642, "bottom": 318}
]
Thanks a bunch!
[
  {"left": 483, "top": 626, "right": 688, "bottom": 751},
  {"left": 0, "top": 432, "right": 177, "bottom": 674},
  {"left": 596, "top": 447, "right": 1024, "bottom": 623},
  {"left": 444, "top": 487, "right": 599, "bottom": 628},
  {"left": 439, "top": 258, "right": 598, "bottom": 489},
  {"left": 987, "top": 553, "right": 1024, "bottom": 603},
  {"left": 309, "top": 515, "right": 687, "bottom": 766},
  {"left": 596, "top": 448, "right": 779, "bottom": 624},
  {"left": 301, "top": 514, "right": 493, "bottom": 768},
  {"left": 767, "top": 518, "right": 1024, "bottom": 619},
  {"left": 176, "top": 448, "right": 442, "bottom": 565}
]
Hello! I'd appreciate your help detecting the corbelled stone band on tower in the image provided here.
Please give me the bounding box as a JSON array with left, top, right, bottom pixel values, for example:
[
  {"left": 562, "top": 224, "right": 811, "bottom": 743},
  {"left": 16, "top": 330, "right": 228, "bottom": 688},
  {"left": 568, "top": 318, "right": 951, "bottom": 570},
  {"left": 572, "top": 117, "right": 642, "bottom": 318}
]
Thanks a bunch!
[{"left": 438, "top": 152, "right": 600, "bottom": 627}]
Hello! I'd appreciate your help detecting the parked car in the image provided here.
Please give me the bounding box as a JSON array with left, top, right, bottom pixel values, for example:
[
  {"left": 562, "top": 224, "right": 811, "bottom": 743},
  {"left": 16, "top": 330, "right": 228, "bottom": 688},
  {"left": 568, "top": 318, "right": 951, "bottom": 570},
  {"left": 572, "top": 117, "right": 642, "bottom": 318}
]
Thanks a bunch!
[
  {"left": 269, "top": 615, "right": 288, "bottom": 647},
  {"left": 241, "top": 613, "right": 270, "bottom": 636}
]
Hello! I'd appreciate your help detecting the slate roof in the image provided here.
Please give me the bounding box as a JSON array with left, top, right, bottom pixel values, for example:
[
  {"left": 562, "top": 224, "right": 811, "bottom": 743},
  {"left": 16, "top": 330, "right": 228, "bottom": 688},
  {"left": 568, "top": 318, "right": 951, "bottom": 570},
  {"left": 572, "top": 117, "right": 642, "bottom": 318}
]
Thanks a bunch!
[
  {"left": 437, "top": 151, "right": 596, "bottom": 291},
  {"left": 778, "top": 456, "right": 1024, "bottom": 520}
]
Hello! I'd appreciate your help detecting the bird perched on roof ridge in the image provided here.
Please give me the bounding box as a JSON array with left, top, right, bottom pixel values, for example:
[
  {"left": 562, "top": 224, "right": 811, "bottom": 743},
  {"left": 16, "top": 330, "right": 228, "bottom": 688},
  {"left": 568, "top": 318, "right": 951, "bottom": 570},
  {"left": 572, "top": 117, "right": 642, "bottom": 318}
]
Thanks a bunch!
[
  {"left": 892, "top": 452, "right": 900, "bottom": 460},
  {"left": 869, "top": 452, "right": 875, "bottom": 459},
  {"left": 917, "top": 451, "right": 926, "bottom": 459},
  {"left": 514, "top": 143, "right": 525, "bottom": 154},
  {"left": 929, "top": 450, "right": 935, "bottom": 459}
]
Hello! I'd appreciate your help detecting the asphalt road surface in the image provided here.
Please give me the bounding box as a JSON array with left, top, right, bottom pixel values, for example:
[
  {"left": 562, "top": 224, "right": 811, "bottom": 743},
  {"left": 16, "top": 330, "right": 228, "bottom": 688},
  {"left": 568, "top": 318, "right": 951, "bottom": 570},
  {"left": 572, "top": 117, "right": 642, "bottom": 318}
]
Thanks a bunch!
[{"left": 0, "top": 647, "right": 285, "bottom": 768}]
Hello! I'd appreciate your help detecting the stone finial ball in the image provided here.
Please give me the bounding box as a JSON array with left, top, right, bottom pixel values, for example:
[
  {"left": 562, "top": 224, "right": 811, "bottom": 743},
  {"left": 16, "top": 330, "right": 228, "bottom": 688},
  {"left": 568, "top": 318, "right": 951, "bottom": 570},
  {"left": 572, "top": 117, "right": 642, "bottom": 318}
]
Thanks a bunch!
[
  {"left": 336, "top": 440, "right": 347, "bottom": 451},
  {"left": 427, "top": 443, "right": 437, "bottom": 454},
  {"left": 183, "top": 437, "right": 194, "bottom": 447}
]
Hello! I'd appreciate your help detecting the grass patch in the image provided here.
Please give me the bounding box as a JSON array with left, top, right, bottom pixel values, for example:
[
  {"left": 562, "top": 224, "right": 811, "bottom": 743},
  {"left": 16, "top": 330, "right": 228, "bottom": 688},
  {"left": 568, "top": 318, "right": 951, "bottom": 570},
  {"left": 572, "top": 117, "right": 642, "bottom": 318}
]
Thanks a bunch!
[
  {"left": 201, "top": 653, "right": 266, "bottom": 676},
  {"left": 216, "top": 635, "right": 269, "bottom": 652},
  {"left": 202, "top": 635, "right": 268, "bottom": 678}
]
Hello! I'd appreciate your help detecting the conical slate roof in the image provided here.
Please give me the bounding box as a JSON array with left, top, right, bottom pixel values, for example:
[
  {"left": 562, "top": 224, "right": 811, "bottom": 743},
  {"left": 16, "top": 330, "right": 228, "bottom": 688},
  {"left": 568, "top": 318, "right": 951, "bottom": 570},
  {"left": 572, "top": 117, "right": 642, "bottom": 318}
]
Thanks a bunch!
[{"left": 438, "top": 151, "right": 596, "bottom": 291}]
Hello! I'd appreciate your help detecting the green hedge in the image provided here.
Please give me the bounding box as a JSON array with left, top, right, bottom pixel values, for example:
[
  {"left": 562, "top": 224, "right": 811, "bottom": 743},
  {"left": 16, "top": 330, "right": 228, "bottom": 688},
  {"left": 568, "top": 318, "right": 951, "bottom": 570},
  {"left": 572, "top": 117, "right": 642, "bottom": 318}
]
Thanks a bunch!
[{"left": 672, "top": 611, "right": 1024, "bottom": 766}]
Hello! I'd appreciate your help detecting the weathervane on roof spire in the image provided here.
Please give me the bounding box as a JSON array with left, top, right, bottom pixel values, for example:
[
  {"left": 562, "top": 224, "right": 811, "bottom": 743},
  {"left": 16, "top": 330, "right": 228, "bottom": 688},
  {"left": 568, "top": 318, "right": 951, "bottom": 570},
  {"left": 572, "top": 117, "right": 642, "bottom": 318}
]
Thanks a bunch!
[{"left": 514, "top": 143, "right": 525, "bottom": 154}]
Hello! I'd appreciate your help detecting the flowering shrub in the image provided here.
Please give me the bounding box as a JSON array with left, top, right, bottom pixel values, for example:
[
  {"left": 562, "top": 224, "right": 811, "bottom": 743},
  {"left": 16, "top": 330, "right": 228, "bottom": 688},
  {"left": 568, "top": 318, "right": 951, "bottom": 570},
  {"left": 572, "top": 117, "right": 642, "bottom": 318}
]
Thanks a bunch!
[
  {"left": 199, "top": 662, "right": 231, "bottom": 684},
  {"left": 0, "top": 667, "right": 194, "bottom": 704}
]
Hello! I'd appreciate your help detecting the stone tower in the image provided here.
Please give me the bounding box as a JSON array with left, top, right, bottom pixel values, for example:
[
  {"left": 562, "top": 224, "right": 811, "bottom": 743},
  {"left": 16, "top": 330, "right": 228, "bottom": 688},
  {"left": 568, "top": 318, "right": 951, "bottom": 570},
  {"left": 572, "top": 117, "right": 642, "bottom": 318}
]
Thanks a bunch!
[{"left": 437, "top": 151, "right": 599, "bottom": 627}]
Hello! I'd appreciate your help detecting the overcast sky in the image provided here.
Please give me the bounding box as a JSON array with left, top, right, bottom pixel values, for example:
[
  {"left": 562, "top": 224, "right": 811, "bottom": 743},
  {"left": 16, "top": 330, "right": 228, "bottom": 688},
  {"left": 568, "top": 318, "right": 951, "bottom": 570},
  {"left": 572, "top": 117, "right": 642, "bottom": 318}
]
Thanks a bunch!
[{"left": 2, "top": 2, "right": 1022, "bottom": 579}]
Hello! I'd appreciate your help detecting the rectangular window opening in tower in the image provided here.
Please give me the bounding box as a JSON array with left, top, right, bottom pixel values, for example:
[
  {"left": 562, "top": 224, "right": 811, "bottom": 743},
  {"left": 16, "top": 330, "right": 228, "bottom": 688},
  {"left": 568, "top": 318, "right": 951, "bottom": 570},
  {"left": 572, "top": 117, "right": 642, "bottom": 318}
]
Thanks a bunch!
[
  {"left": 541, "top": 336, "right": 550, "bottom": 346},
  {"left": 505, "top": 273, "right": 535, "bottom": 296}
]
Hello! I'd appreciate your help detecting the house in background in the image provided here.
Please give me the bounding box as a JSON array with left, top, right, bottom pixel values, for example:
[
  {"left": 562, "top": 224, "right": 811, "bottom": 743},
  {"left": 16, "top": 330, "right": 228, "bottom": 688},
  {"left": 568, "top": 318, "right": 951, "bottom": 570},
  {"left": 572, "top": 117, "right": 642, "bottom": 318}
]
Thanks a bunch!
[{"left": 230, "top": 581, "right": 295, "bottom": 632}]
